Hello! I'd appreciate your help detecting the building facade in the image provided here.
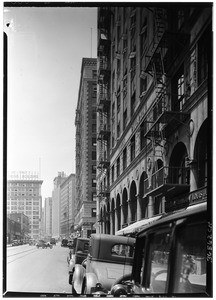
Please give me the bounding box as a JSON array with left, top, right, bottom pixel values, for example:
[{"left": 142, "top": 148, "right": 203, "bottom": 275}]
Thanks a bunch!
[
  {"left": 75, "top": 58, "right": 97, "bottom": 238},
  {"left": 52, "top": 171, "right": 67, "bottom": 239},
  {"left": 7, "top": 171, "right": 43, "bottom": 240},
  {"left": 60, "top": 173, "right": 76, "bottom": 238},
  {"left": 44, "top": 197, "right": 52, "bottom": 239},
  {"left": 97, "top": 5, "right": 211, "bottom": 234},
  {"left": 7, "top": 213, "right": 30, "bottom": 243}
]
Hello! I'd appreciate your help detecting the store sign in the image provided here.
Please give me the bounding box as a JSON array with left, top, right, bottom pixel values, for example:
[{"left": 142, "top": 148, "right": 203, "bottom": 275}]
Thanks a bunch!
[
  {"left": 189, "top": 188, "right": 207, "bottom": 204},
  {"left": 165, "top": 187, "right": 207, "bottom": 212}
]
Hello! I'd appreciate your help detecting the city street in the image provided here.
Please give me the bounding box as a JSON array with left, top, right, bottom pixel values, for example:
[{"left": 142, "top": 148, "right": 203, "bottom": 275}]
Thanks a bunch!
[{"left": 6, "top": 243, "right": 71, "bottom": 295}]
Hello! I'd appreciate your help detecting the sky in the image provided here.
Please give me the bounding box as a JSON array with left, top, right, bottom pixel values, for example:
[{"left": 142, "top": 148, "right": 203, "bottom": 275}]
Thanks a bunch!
[{"left": 4, "top": 4, "right": 97, "bottom": 201}]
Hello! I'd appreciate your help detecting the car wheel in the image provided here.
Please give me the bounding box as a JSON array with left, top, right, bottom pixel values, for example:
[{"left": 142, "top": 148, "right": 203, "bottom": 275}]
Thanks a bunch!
[
  {"left": 72, "top": 285, "right": 77, "bottom": 295},
  {"left": 112, "top": 273, "right": 132, "bottom": 286}
]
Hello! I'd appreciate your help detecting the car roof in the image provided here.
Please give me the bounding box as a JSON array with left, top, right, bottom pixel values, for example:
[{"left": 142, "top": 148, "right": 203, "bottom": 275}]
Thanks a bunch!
[
  {"left": 89, "top": 234, "right": 135, "bottom": 258},
  {"left": 137, "top": 201, "right": 207, "bottom": 238},
  {"left": 77, "top": 237, "right": 89, "bottom": 242}
]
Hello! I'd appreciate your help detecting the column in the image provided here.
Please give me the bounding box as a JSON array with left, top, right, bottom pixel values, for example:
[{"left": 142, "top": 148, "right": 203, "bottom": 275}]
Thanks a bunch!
[
  {"left": 136, "top": 194, "right": 142, "bottom": 221},
  {"left": 148, "top": 196, "right": 154, "bottom": 217},
  {"left": 127, "top": 199, "right": 132, "bottom": 224},
  {"left": 120, "top": 204, "right": 124, "bottom": 228}
]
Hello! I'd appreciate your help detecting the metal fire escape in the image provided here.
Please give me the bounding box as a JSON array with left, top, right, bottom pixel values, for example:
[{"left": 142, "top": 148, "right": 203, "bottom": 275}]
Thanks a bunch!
[
  {"left": 97, "top": 8, "right": 111, "bottom": 200},
  {"left": 142, "top": 8, "right": 190, "bottom": 199}
]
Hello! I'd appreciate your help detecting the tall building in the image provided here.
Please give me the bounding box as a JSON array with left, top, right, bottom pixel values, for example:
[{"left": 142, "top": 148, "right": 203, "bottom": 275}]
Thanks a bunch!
[
  {"left": 7, "top": 171, "right": 43, "bottom": 240},
  {"left": 52, "top": 171, "right": 67, "bottom": 239},
  {"left": 75, "top": 58, "right": 97, "bottom": 238},
  {"left": 60, "top": 173, "right": 75, "bottom": 238},
  {"left": 44, "top": 197, "right": 52, "bottom": 239},
  {"left": 97, "top": 5, "right": 211, "bottom": 234}
]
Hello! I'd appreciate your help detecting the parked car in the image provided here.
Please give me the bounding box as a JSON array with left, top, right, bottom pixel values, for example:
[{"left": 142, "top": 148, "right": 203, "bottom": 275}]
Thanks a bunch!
[
  {"left": 72, "top": 234, "right": 135, "bottom": 295},
  {"left": 68, "top": 237, "right": 89, "bottom": 287},
  {"left": 36, "top": 240, "right": 53, "bottom": 249},
  {"left": 11, "top": 240, "right": 21, "bottom": 246},
  {"left": 61, "top": 238, "right": 68, "bottom": 247},
  {"left": 28, "top": 239, "right": 36, "bottom": 246},
  {"left": 111, "top": 202, "right": 210, "bottom": 296},
  {"left": 50, "top": 238, "right": 56, "bottom": 245}
]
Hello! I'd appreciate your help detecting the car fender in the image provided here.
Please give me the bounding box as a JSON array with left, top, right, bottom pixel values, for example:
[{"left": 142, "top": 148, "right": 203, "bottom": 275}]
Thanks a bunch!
[
  {"left": 68, "top": 257, "right": 75, "bottom": 273},
  {"left": 83, "top": 272, "right": 98, "bottom": 294},
  {"left": 72, "top": 264, "right": 86, "bottom": 294}
]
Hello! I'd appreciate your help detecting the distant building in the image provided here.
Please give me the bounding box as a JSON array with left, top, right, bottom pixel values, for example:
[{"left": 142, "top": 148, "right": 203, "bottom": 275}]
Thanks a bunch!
[
  {"left": 7, "top": 171, "right": 43, "bottom": 240},
  {"left": 60, "top": 173, "right": 75, "bottom": 238},
  {"left": 52, "top": 172, "right": 67, "bottom": 238},
  {"left": 7, "top": 213, "right": 30, "bottom": 243},
  {"left": 44, "top": 197, "right": 52, "bottom": 238},
  {"left": 75, "top": 58, "right": 97, "bottom": 238},
  {"left": 96, "top": 5, "right": 211, "bottom": 234}
]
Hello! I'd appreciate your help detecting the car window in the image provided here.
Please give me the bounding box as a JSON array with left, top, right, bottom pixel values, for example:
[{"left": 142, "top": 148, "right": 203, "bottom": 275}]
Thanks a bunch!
[
  {"left": 174, "top": 222, "right": 207, "bottom": 293},
  {"left": 148, "top": 231, "right": 172, "bottom": 293},
  {"left": 111, "top": 244, "right": 134, "bottom": 258}
]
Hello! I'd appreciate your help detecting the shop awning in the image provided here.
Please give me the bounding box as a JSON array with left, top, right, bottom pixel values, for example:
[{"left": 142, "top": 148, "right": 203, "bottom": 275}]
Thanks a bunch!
[{"left": 115, "top": 215, "right": 162, "bottom": 236}]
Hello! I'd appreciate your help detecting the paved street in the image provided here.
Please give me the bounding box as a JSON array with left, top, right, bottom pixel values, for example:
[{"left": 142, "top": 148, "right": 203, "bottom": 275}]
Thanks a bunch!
[{"left": 6, "top": 243, "right": 71, "bottom": 295}]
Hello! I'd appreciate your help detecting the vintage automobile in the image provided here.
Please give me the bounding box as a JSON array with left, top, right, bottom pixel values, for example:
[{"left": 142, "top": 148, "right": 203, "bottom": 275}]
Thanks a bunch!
[
  {"left": 11, "top": 240, "right": 21, "bottom": 246},
  {"left": 50, "top": 238, "right": 56, "bottom": 245},
  {"left": 68, "top": 237, "right": 89, "bottom": 287},
  {"left": 61, "top": 238, "right": 68, "bottom": 247},
  {"left": 36, "top": 240, "right": 53, "bottom": 249},
  {"left": 110, "top": 202, "right": 210, "bottom": 296},
  {"left": 72, "top": 234, "right": 135, "bottom": 294}
]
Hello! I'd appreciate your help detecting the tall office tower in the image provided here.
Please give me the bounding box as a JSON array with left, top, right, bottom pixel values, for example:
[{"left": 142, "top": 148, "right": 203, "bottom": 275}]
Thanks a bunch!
[
  {"left": 7, "top": 171, "right": 43, "bottom": 240},
  {"left": 60, "top": 173, "right": 75, "bottom": 238},
  {"left": 44, "top": 197, "right": 52, "bottom": 239},
  {"left": 52, "top": 171, "right": 67, "bottom": 239},
  {"left": 75, "top": 58, "right": 97, "bottom": 238},
  {"left": 97, "top": 5, "right": 211, "bottom": 234}
]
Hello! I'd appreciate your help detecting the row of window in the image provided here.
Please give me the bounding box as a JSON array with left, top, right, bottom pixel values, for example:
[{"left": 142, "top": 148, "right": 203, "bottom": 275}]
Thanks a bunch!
[
  {"left": 9, "top": 201, "right": 39, "bottom": 205},
  {"left": 106, "top": 11, "right": 210, "bottom": 152}
]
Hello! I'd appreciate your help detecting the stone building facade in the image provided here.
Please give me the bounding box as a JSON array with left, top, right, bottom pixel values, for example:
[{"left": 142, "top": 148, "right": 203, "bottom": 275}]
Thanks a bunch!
[
  {"left": 96, "top": 5, "right": 211, "bottom": 234},
  {"left": 7, "top": 172, "right": 43, "bottom": 240}
]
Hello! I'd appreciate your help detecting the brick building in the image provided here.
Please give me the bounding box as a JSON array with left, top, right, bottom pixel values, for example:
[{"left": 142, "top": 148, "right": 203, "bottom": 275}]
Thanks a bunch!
[{"left": 75, "top": 58, "right": 97, "bottom": 238}]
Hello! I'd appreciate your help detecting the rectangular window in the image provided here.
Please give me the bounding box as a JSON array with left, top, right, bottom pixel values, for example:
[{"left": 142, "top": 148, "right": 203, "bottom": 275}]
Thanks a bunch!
[
  {"left": 92, "top": 179, "right": 96, "bottom": 187},
  {"left": 116, "top": 157, "right": 120, "bottom": 177},
  {"left": 92, "top": 192, "right": 97, "bottom": 201},
  {"left": 123, "top": 147, "right": 127, "bottom": 170},
  {"left": 92, "top": 137, "right": 97, "bottom": 147},
  {"left": 131, "top": 92, "right": 136, "bottom": 117},
  {"left": 91, "top": 208, "right": 96, "bottom": 218},
  {"left": 172, "top": 65, "right": 185, "bottom": 111},
  {"left": 130, "top": 135, "right": 135, "bottom": 161},
  {"left": 112, "top": 165, "right": 115, "bottom": 183},
  {"left": 174, "top": 222, "right": 207, "bottom": 293},
  {"left": 123, "top": 109, "right": 127, "bottom": 130},
  {"left": 92, "top": 151, "right": 96, "bottom": 160},
  {"left": 117, "top": 121, "right": 120, "bottom": 138},
  {"left": 140, "top": 77, "right": 147, "bottom": 96},
  {"left": 148, "top": 231, "right": 172, "bottom": 293},
  {"left": 140, "top": 120, "right": 147, "bottom": 150},
  {"left": 92, "top": 165, "right": 97, "bottom": 174}
]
